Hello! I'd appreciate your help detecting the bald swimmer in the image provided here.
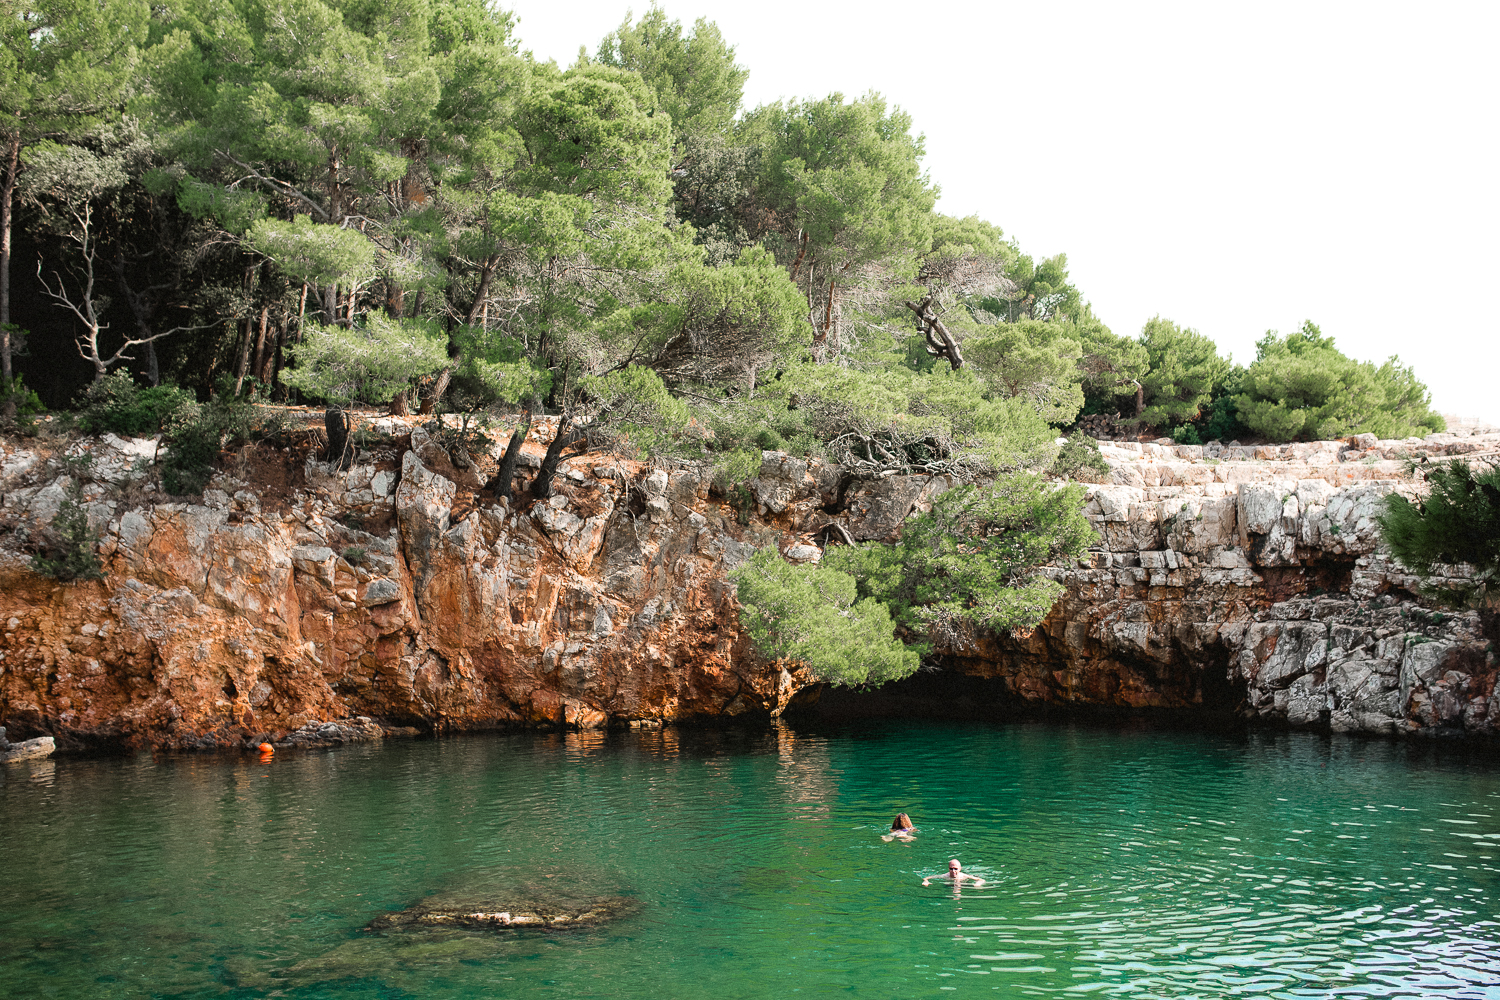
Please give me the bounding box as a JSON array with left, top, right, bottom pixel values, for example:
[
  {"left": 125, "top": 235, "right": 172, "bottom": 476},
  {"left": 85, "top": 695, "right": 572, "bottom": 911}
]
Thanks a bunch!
[{"left": 923, "top": 859, "right": 985, "bottom": 886}]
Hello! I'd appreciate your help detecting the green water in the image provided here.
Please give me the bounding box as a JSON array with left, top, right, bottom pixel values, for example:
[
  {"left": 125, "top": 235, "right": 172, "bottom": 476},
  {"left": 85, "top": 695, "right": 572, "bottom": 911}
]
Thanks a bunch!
[{"left": 3, "top": 721, "right": 1500, "bottom": 998}]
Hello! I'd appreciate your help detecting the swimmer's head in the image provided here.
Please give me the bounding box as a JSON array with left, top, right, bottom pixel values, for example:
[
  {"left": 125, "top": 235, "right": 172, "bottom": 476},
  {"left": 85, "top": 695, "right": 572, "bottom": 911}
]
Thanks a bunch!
[{"left": 948, "top": 860, "right": 961, "bottom": 872}]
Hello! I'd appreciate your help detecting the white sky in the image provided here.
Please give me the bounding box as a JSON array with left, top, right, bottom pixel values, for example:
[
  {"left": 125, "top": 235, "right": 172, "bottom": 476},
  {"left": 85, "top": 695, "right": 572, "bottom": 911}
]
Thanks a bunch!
[{"left": 506, "top": 0, "right": 1499, "bottom": 423}]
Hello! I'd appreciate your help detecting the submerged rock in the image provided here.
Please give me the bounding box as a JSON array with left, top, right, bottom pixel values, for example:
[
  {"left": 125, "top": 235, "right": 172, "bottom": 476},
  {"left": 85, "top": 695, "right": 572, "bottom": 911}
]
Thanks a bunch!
[{"left": 365, "top": 894, "right": 639, "bottom": 933}]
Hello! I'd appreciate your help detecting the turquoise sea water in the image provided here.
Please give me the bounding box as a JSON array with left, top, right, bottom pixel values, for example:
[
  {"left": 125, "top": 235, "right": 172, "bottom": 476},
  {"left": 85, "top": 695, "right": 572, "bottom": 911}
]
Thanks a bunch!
[{"left": 3, "top": 720, "right": 1500, "bottom": 998}]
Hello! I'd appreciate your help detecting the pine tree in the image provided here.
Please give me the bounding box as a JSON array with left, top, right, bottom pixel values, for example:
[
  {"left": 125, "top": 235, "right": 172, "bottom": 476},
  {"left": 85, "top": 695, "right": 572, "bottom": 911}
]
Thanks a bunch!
[{"left": 1379, "top": 460, "right": 1500, "bottom": 644}]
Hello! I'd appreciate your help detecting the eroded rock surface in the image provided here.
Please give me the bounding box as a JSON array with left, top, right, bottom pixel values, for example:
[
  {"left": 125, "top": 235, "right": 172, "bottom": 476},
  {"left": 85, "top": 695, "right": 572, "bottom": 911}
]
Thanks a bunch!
[
  {"left": 0, "top": 725, "right": 54, "bottom": 763},
  {"left": 0, "top": 427, "right": 805, "bottom": 750},
  {"left": 0, "top": 425, "right": 1496, "bottom": 744},
  {"left": 911, "top": 434, "right": 1498, "bottom": 736}
]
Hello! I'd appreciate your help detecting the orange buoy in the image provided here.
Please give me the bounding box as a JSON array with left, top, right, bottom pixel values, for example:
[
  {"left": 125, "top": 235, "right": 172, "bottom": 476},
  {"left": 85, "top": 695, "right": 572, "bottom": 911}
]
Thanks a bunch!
[{"left": 258, "top": 742, "right": 274, "bottom": 754}]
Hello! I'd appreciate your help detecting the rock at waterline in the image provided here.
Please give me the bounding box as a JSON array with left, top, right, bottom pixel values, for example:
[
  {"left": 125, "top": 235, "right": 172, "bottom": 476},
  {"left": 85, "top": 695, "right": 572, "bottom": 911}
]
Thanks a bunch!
[{"left": 0, "top": 729, "right": 55, "bottom": 764}]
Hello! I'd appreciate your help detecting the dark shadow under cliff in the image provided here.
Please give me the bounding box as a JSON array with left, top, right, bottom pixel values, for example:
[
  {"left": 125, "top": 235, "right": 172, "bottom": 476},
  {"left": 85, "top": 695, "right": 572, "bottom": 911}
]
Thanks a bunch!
[{"left": 786, "top": 665, "right": 1249, "bottom": 733}]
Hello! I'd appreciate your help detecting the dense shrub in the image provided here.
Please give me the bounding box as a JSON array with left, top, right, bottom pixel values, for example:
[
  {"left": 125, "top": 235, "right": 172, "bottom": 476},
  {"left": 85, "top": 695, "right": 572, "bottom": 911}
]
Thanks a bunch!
[
  {"left": 825, "top": 473, "right": 1095, "bottom": 640},
  {"left": 1378, "top": 459, "right": 1500, "bottom": 642},
  {"left": 1235, "top": 322, "right": 1444, "bottom": 442},
  {"left": 160, "top": 390, "right": 267, "bottom": 495},
  {"left": 76, "top": 372, "right": 193, "bottom": 437},
  {"left": 1137, "top": 317, "right": 1230, "bottom": 429},
  {"left": 1050, "top": 432, "right": 1110, "bottom": 479},
  {"left": 1168, "top": 423, "right": 1202, "bottom": 445},
  {"left": 731, "top": 548, "right": 921, "bottom": 686},
  {"left": 32, "top": 480, "right": 104, "bottom": 583},
  {"left": 2, "top": 372, "right": 46, "bottom": 424},
  {"left": 1200, "top": 368, "right": 1248, "bottom": 442}
]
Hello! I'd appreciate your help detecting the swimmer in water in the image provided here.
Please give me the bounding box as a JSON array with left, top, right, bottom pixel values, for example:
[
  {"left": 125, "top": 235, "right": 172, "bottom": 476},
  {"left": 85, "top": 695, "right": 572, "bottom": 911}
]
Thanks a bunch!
[
  {"left": 923, "top": 859, "right": 985, "bottom": 886},
  {"left": 883, "top": 813, "right": 916, "bottom": 841}
]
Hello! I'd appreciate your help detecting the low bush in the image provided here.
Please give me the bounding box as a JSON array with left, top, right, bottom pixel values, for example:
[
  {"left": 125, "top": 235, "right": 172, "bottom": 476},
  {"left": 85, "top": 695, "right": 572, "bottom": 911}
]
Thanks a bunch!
[
  {"left": 1235, "top": 322, "right": 1444, "bottom": 441},
  {"left": 1378, "top": 459, "right": 1500, "bottom": 642},
  {"left": 76, "top": 372, "right": 194, "bottom": 437},
  {"left": 32, "top": 476, "right": 104, "bottom": 583},
  {"left": 1050, "top": 432, "right": 1110, "bottom": 479},
  {"left": 1, "top": 372, "right": 46, "bottom": 425},
  {"left": 160, "top": 388, "right": 271, "bottom": 495},
  {"left": 1169, "top": 423, "right": 1202, "bottom": 446}
]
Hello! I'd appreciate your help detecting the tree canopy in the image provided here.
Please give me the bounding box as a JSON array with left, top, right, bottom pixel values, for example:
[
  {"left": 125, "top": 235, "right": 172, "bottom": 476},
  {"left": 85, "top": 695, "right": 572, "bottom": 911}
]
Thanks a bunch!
[{"left": 1235, "top": 321, "right": 1443, "bottom": 442}]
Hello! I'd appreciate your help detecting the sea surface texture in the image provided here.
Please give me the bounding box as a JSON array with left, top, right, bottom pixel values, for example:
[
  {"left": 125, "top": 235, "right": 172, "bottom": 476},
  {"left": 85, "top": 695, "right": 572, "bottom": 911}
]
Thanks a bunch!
[{"left": 3, "top": 721, "right": 1498, "bottom": 998}]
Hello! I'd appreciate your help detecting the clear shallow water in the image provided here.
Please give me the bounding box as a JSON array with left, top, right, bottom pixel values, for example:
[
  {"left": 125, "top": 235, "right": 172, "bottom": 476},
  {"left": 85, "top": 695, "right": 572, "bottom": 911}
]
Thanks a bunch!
[{"left": 3, "top": 722, "right": 1500, "bottom": 999}]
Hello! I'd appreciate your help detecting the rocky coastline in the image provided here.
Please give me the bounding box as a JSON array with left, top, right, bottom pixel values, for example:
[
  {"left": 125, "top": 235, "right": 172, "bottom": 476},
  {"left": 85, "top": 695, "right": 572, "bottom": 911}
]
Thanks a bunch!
[{"left": 0, "top": 417, "right": 1494, "bottom": 751}]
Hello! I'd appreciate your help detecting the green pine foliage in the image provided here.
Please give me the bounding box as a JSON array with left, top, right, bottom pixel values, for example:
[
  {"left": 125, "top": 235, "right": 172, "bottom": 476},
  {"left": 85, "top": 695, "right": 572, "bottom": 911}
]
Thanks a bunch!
[
  {"left": 1378, "top": 460, "right": 1500, "bottom": 630},
  {"left": 731, "top": 548, "right": 921, "bottom": 687},
  {"left": 965, "top": 321, "right": 1085, "bottom": 425},
  {"left": 824, "top": 474, "right": 1096, "bottom": 639},
  {"left": 1051, "top": 433, "right": 1110, "bottom": 478},
  {"left": 76, "top": 372, "right": 194, "bottom": 437},
  {"left": 282, "top": 316, "right": 450, "bottom": 406},
  {"left": 1235, "top": 322, "right": 1444, "bottom": 442},
  {"left": 595, "top": 6, "right": 748, "bottom": 144},
  {"left": 32, "top": 485, "right": 105, "bottom": 583},
  {"left": 1137, "top": 317, "right": 1230, "bottom": 428}
]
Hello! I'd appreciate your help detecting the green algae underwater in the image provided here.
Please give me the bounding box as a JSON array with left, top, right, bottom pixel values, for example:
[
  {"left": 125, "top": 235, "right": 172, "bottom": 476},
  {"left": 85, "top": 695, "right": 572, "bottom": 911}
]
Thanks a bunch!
[{"left": 3, "top": 720, "right": 1500, "bottom": 999}]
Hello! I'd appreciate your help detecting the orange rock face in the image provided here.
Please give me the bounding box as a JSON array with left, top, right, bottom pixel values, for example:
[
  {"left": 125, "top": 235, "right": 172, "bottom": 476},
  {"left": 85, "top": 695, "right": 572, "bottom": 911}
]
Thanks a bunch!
[{"left": 0, "top": 428, "right": 807, "bottom": 750}]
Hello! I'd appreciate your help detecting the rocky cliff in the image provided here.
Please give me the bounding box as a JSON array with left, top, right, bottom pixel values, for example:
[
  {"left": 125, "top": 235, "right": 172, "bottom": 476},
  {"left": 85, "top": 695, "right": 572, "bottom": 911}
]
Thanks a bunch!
[
  {"left": 0, "top": 420, "right": 809, "bottom": 750},
  {"left": 758, "top": 428, "right": 1500, "bottom": 737},
  {"left": 0, "top": 419, "right": 1495, "bottom": 750}
]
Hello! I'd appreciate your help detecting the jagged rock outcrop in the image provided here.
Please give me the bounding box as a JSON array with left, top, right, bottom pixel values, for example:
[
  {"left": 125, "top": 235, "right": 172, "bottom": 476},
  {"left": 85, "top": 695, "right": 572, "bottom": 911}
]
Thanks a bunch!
[
  {"left": 365, "top": 895, "right": 638, "bottom": 933},
  {"left": 0, "top": 424, "right": 805, "bottom": 750},
  {"left": 0, "top": 421, "right": 1495, "bottom": 747},
  {"left": 824, "top": 430, "right": 1498, "bottom": 737}
]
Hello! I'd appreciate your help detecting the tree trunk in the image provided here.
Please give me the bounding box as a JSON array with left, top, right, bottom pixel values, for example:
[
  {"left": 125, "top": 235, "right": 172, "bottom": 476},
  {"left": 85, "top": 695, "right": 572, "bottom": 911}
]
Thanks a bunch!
[
  {"left": 325, "top": 406, "right": 352, "bottom": 469},
  {"left": 249, "top": 305, "right": 270, "bottom": 388},
  {"left": 534, "top": 416, "right": 577, "bottom": 500},
  {"left": 904, "top": 297, "right": 964, "bottom": 371},
  {"left": 269, "top": 318, "right": 287, "bottom": 397},
  {"left": 1135, "top": 382, "right": 1145, "bottom": 418},
  {"left": 233, "top": 311, "right": 254, "bottom": 396},
  {"left": 390, "top": 390, "right": 409, "bottom": 416},
  {"left": 232, "top": 266, "right": 258, "bottom": 396},
  {"left": 492, "top": 410, "right": 532, "bottom": 501},
  {"left": 144, "top": 340, "right": 160, "bottom": 387},
  {"left": 789, "top": 230, "right": 808, "bottom": 282},
  {"left": 0, "top": 129, "right": 18, "bottom": 420},
  {"left": 419, "top": 367, "right": 452, "bottom": 415},
  {"left": 463, "top": 257, "right": 495, "bottom": 326}
]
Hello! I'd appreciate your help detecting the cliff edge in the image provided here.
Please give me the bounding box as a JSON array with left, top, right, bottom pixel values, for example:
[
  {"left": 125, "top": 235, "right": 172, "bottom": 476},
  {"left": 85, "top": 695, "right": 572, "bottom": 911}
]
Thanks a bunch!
[{"left": 0, "top": 420, "right": 1495, "bottom": 749}]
